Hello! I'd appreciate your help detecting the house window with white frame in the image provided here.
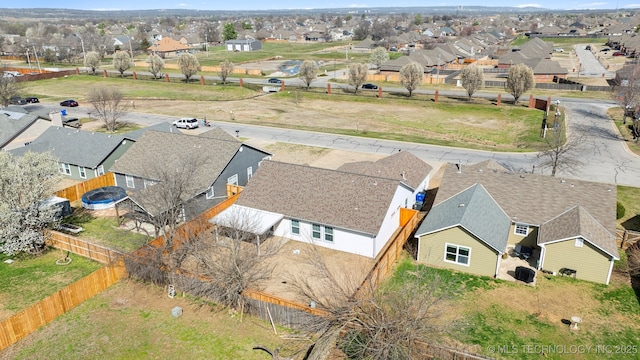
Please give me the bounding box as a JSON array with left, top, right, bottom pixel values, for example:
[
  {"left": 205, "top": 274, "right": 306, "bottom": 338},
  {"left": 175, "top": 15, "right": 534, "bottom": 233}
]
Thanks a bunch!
[
  {"left": 514, "top": 223, "right": 529, "bottom": 236},
  {"left": 97, "top": 165, "right": 105, "bottom": 176},
  {"left": 291, "top": 219, "right": 300, "bottom": 235},
  {"left": 206, "top": 186, "right": 215, "bottom": 199},
  {"left": 312, "top": 224, "right": 321, "bottom": 239},
  {"left": 125, "top": 175, "right": 135, "bottom": 188},
  {"left": 444, "top": 243, "right": 470, "bottom": 266},
  {"left": 324, "top": 227, "right": 334, "bottom": 242},
  {"left": 78, "top": 166, "right": 86, "bottom": 179},
  {"left": 227, "top": 174, "right": 238, "bottom": 185},
  {"left": 574, "top": 238, "right": 584, "bottom": 248},
  {"left": 247, "top": 166, "right": 253, "bottom": 180},
  {"left": 58, "top": 163, "right": 71, "bottom": 175}
]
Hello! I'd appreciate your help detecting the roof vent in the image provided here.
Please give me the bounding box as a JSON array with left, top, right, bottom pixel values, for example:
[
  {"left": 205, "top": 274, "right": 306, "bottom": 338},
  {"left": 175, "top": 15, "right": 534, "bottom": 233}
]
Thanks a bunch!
[
  {"left": 401, "top": 171, "right": 406, "bottom": 180},
  {"left": 570, "top": 184, "right": 574, "bottom": 187},
  {"left": 561, "top": 179, "right": 566, "bottom": 183},
  {"left": 478, "top": 169, "right": 483, "bottom": 172}
]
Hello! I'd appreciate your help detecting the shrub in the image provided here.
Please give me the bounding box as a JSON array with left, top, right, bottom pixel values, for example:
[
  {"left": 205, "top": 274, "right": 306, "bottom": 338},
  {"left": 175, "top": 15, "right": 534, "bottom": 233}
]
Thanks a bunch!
[{"left": 617, "top": 201, "right": 626, "bottom": 219}]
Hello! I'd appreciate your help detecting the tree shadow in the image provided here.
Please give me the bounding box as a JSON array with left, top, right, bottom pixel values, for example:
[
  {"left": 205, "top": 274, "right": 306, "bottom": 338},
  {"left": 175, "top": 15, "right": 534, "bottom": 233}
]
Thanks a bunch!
[{"left": 621, "top": 215, "right": 640, "bottom": 232}]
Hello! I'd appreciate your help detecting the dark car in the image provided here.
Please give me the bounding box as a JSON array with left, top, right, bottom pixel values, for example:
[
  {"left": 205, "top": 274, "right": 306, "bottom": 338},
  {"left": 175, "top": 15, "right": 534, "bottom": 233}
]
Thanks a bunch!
[
  {"left": 600, "top": 48, "right": 611, "bottom": 52},
  {"left": 60, "top": 99, "right": 79, "bottom": 107},
  {"left": 361, "top": 83, "right": 379, "bottom": 90},
  {"left": 613, "top": 51, "right": 627, "bottom": 56},
  {"left": 9, "top": 96, "right": 26, "bottom": 105},
  {"left": 25, "top": 97, "right": 39, "bottom": 103},
  {"left": 267, "top": 78, "right": 282, "bottom": 84}
]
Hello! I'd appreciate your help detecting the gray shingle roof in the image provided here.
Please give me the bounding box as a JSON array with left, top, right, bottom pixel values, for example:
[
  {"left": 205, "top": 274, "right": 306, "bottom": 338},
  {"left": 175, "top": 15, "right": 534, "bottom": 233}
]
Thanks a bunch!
[
  {"left": 416, "top": 183, "right": 511, "bottom": 253},
  {"left": 10, "top": 126, "right": 125, "bottom": 168},
  {"left": 122, "top": 122, "right": 176, "bottom": 141},
  {"left": 0, "top": 115, "right": 37, "bottom": 148},
  {"left": 336, "top": 151, "right": 432, "bottom": 191},
  {"left": 538, "top": 206, "right": 619, "bottom": 259},
  {"left": 111, "top": 130, "right": 242, "bottom": 196},
  {"left": 434, "top": 162, "right": 617, "bottom": 233},
  {"left": 235, "top": 160, "right": 405, "bottom": 235}
]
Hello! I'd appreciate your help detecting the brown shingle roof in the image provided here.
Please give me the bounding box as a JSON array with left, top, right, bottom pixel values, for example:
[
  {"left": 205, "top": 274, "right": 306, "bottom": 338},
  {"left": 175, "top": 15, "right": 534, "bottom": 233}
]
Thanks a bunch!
[
  {"left": 235, "top": 161, "right": 404, "bottom": 235},
  {"left": 147, "top": 37, "right": 193, "bottom": 52},
  {"left": 538, "top": 206, "right": 618, "bottom": 258},
  {"left": 435, "top": 162, "right": 616, "bottom": 233},
  {"left": 336, "top": 151, "right": 432, "bottom": 190}
]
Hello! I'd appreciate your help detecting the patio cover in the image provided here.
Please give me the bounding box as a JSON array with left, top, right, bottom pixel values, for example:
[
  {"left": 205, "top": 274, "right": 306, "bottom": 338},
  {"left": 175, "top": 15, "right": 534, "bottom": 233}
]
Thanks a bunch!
[{"left": 209, "top": 204, "right": 284, "bottom": 235}]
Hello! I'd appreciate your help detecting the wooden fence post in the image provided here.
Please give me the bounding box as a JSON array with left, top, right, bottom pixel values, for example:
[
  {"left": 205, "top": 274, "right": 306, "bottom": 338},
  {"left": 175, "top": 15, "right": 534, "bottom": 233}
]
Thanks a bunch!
[
  {"left": 435, "top": 89, "right": 439, "bottom": 103},
  {"left": 378, "top": 86, "right": 382, "bottom": 98},
  {"left": 103, "top": 69, "right": 107, "bottom": 78},
  {"left": 281, "top": 81, "right": 285, "bottom": 91},
  {"left": 497, "top": 93, "right": 502, "bottom": 107},
  {"left": 200, "top": 75, "right": 204, "bottom": 85},
  {"left": 132, "top": 71, "right": 137, "bottom": 80},
  {"left": 528, "top": 94, "right": 534, "bottom": 108},
  {"left": 165, "top": 73, "right": 170, "bottom": 82},
  {"left": 239, "top": 78, "right": 243, "bottom": 87},
  {"left": 327, "top": 83, "right": 331, "bottom": 94}
]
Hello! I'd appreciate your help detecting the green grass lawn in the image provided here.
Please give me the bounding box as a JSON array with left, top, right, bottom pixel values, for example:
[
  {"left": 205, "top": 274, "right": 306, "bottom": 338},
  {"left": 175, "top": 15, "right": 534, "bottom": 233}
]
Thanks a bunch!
[
  {"left": 390, "top": 258, "right": 640, "bottom": 360},
  {"left": 63, "top": 209, "right": 151, "bottom": 253},
  {"left": 3, "top": 281, "right": 309, "bottom": 360},
  {"left": 617, "top": 185, "right": 640, "bottom": 231},
  {"left": 0, "top": 250, "right": 102, "bottom": 317}
]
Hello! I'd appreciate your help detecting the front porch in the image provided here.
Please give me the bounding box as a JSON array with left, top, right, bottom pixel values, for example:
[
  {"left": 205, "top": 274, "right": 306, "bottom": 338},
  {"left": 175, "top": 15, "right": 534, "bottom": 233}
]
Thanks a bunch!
[{"left": 497, "top": 246, "right": 540, "bottom": 285}]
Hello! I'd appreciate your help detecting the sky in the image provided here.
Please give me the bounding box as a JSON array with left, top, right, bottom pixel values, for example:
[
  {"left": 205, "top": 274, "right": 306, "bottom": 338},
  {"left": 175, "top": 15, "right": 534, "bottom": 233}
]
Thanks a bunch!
[{"left": 3, "top": 1, "right": 639, "bottom": 11}]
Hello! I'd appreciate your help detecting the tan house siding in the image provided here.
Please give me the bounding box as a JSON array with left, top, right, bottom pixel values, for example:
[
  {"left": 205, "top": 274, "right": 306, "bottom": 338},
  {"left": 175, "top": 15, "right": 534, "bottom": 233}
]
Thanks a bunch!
[
  {"left": 542, "top": 238, "right": 612, "bottom": 284},
  {"left": 507, "top": 223, "right": 538, "bottom": 247},
  {"left": 418, "top": 226, "right": 499, "bottom": 277}
]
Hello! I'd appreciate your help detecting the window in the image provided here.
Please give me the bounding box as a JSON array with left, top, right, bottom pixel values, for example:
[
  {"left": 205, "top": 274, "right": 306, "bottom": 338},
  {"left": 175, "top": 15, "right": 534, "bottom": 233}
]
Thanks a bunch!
[
  {"left": 575, "top": 238, "right": 584, "bottom": 248},
  {"left": 58, "top": 163, "right": 71, "bottom": 175},
  {"left": 247, "top": 166, "right": 253, "bottom": 180},
  {"left": 206, "top": 186, "right": 215, "bottom": 199},
  {"left": 514, "top": 223, "right": 529, "bottom": 236},
  {"left": 312, "top": 224, "right": 321, "bottom": 239},
  {"left": 324, "top": 227, "right": 334, "bottom": 242},
  {"left": 444, "top": 244, "right": 470, "bottom": 266},
  {"left": 227, "top": 174, "right": 238, "bottom": 185},
  {"left": 97, "top": 165, "right": 105, "bottom": 176},
  {"left": 78, "top": 166, "right": 86, "bottom": 179},
  {"left": 291, "top": 219, "right": 300, "bottom": 235},
  {"left": 125, "top": 175, "right": 135, "bottom": 188}
]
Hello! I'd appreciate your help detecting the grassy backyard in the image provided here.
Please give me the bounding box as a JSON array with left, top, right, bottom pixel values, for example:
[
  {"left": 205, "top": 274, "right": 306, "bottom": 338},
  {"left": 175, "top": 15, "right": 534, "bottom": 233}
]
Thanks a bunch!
[
  {"left": 1, "top": 280, "right": 309, "bottom": 360},
  {"left": 0, "top": 250, "right": 102, "bottom": 319},
  {"left": 391, "top": 259, "right": 640, "bottom": 360}
]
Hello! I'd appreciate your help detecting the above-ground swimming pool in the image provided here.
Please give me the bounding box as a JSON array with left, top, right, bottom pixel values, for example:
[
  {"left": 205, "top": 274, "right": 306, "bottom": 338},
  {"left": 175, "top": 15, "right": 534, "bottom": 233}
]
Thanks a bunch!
[{"left": 81, "top": 186, "right": 127, "bottom": 210}]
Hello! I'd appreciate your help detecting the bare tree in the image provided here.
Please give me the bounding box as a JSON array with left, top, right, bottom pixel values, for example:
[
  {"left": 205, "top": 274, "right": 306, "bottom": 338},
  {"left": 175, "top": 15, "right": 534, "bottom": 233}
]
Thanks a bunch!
[
  {"left": 178, "top": 53, "right": 200, "bottom": 82},
  {"left": 84, "top": 51, "right": 101, "bottom": 75},
  {"left": 298, "top": 60, "right": 319, "bottom": 89},
  {"left": 348, "top": 63, "right": 369, "bottom": 93},
  {"left": 536, "top": 119, "right": 585, "bottom": 176},
  {"left": 400, "top": 61, "right": 424, "bottom": 97},
  {"left": 199, "top": 21, "right": 220, "bottom": 44},
  {"left": 369, "top": 46, "right": 390, "bottom": 70},
  {"left": 87, "top": 87, "right": 127, "bottom": 132},
  {"left": 289, "top": 252, "right": 454, "bottom": 360},
  {"left": 112, "top": 51, "right": 132, "bottom": 77},
  {"left": 505, "top": 63, "right": 535, "bottom": 104},
  {"left": 219, "top": 59, "right": 234, "bottom": 84},
  {"left": 146, "top": 53, "right": 165, "bottom": 79},
  {"left": 0, "top": 75, "right": 21, "bottom": 107},
  {"left": 611, "top": 63, "right": 640, "bottom": 124},
  {"left": 0, "top": 151, "right": 61, "bottom": 255},
  {"left": 460, "top": 64, "right": 484, "bottom": 100}
]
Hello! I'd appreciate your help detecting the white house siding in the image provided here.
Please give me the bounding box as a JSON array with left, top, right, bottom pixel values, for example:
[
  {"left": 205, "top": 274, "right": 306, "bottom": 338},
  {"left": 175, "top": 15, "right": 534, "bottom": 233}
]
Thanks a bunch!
[{"left": 374, "top": 185, "right": 414, "bottom": 255}]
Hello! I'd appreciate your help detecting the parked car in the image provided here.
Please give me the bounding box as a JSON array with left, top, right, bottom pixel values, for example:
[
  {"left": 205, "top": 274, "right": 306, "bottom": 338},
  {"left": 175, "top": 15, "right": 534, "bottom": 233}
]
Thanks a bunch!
[
  {"left": 600, "top": 48, "right": 611, "bottom": 52},
  {"left": 60, "top": 99, "right": 78, "bottom": 107},
  {"left": 9, "top": 96, "right": 26, "bottom": 105},
  {"left": 267, "top": 78, "right": 282, "bottom": 84},
  {"left": 585, "top": 45, "right": 591, "bottom": 50},
  {"left": 361, "top": 83, "right": 379, "bottom": 90},
  {"left": 553, "top": 48, "right": 564, "bottom": 52},
  {"left": 172, "top": 118, "right": 199, "bottom": 129},
  {"left": 613, "top": 51, "right": 627, "bottom": 56},
  {"left": 25, "top": 96, "right": 39, "bottom": 103}
]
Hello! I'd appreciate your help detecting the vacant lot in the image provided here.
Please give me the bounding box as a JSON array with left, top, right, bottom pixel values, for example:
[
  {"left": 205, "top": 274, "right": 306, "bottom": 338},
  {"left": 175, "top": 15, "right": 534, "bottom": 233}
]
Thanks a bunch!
[
  {"left": 0, "top": 250, "right": 102, "bottom": 320},
  {"left": 1, "top": 280, "right": 309, "bottom": 360}
]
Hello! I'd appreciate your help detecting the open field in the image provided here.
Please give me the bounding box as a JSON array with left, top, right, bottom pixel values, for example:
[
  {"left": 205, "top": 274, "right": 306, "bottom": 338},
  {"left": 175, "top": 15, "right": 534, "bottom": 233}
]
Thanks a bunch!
[
  {"left": 0, "top": 250, "right": 102, "bottom": 320},
  {"left": 22, "top": 76, "right": 549, "bottom": 152},
  {"left": 391, "top": 258, "right": 640, "bottom": 360},
  {"left": 0, "top": 280, "right": 309, "bottom": 360}
]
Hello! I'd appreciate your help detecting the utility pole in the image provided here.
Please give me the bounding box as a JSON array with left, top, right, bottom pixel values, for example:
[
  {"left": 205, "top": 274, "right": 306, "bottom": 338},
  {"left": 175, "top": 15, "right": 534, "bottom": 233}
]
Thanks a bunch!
[{"left": 73, "top": 34, "right": 86, "bottom": 72}]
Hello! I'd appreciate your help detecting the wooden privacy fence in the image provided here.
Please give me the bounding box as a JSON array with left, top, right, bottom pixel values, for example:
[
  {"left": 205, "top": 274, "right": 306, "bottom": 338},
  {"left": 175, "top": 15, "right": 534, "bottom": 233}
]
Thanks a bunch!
[
  {"left": 48, "top": 230, "right": 124, "bottom": 264},
  {"left": 243, "top": 290, "right": 329, "bottom": 317},
  {"left": 55, "top": 172, "right": 116, "bottom": 203},
  {"left": 352, "top": 208, "right": 421, "bottom": 299},
  {"left": 0, "top": 261, "right": 126, "bottom": 351}
]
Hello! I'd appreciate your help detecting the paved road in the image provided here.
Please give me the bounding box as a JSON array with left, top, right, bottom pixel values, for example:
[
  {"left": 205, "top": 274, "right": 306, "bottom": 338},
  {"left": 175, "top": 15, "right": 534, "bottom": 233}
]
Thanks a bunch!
[
  {"left": 574, "top": 44, "right": 616, "bottom": 78},
  {"left": 28, "top": 92, "right": 640, "bottom": 188}
]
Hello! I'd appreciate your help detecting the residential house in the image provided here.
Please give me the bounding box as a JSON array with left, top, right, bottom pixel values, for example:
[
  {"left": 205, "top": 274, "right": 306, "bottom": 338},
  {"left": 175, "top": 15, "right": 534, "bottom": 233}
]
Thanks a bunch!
[
  {"left": 415, "top": 161, "right": 619, "bottom": 284},
  {"left": 147, "top": 37, "right": 193, "bottom": 58},
  {"left": 111, "top": 128, "right": 271, "bottom": 223},
  {"left": 211, "top": 151, "right": 432, "bottom": 258},
  {"left": 10, "top": 126, "right": 132, "bottom": 181},
  {"left": 225, "top": 39, "right": 262, "bottom": 52}
]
